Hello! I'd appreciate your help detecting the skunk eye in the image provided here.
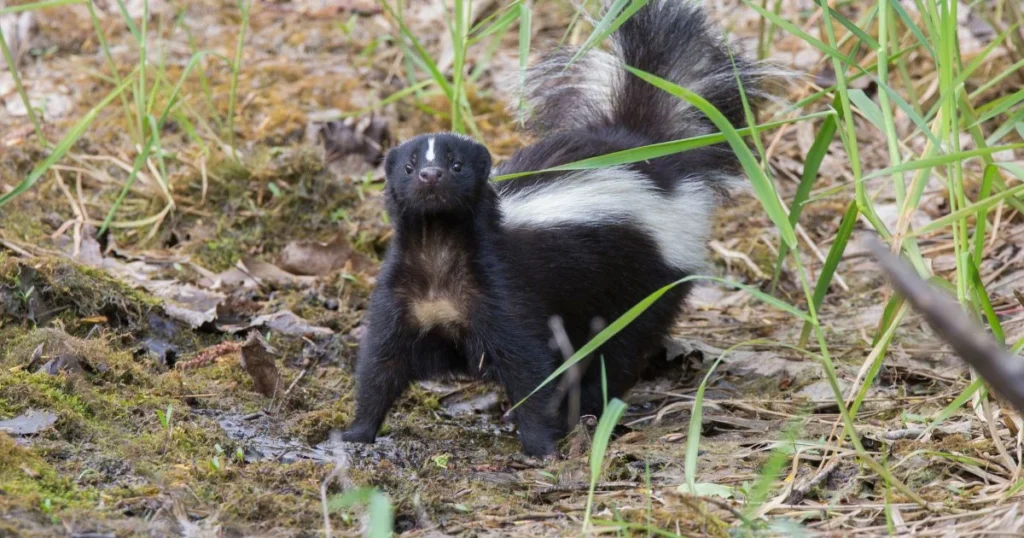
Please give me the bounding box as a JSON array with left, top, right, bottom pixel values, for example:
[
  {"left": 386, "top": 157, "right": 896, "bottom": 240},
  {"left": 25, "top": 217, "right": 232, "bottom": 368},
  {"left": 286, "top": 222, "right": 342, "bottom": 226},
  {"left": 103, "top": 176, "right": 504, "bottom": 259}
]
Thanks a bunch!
[
  {"left": 451, "top": 162, "right": 463, "bottom": 172},
  {"left": 404, "top": 164, "right": 414, "bottom": 174}
]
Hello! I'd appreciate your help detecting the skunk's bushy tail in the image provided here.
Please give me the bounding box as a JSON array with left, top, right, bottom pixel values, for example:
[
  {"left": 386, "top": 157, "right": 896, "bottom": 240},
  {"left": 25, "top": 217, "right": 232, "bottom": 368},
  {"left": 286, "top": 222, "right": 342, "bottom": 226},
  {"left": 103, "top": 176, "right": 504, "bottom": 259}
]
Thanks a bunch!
[{"left": 520, "top": 0, "right": 770, "bottom": 143}]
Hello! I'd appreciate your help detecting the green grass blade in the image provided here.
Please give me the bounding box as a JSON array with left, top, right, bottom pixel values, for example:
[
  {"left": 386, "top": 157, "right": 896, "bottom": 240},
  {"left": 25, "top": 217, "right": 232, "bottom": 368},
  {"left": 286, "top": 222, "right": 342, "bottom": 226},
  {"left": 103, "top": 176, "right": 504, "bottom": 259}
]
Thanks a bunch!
[
  {"left": 0, "top": 0, "right": 83, "bottom": 14},
  {"left": 226, "top": 0, "right": 251, "bottom": 157},
  {"left": 912, "top": 177, "right": 1024, "bottom": 237},
  {"left": 449, "top": 0, "right": 469, "bottom": 133},
  {"left": 742, "top": 0, "right": 854, "bottom": 65},
  {"left": 378, "top": 0, "right": 454, "bottom": 100},
  {"left": 849, "top": 303, "right": 907, "bottom": 417},
  {"left": 468, "top": 0, "right": 521, "bottom": 38},
  {"left": 0, "top": 73, "right": 136, "bottom": 208},
  {"left": 971, "top": 165, "right": 998, "bottom": 265},
  {"left": 345, "top": 80, "right": 434, "bottom": 118},
  {"left": 685, "top": 344, "right": 749, "bottom": 493},
  {"left": 971, "top": 89, "right": 1024, "bottom": 127},
  {"left": 113, "top": 0, "right": 142, "bottom": 41},
  {"left": 624, "top": 65, "right": 799, "bottom": 249},
  {"left": 811, "top": 0, "right": 880, "bottom": 50},
  {"left": 328, "top": 487, "right": 394, "bottom": 538},
  {"left": 568, "top": 0, "right": 641, "bottom": 65},
  {"left": 888, "top": 0, "right": 935, "bottom": 58},
  {"left": 584, "top": 398, "right": 628, "bottom": 529},
  {"left": 798, "top": 201, "right": 858, "bottom": 346},
  {"left": 512, "top": 275, "right": 810, "bottom": 410},
  {"left": 772, "top": 114, "right": 839, "bottom": 289},
  {"left": 967, "top": 258, "right": 1005, "bottom": 345},
  {"left": 922, "top": 378, "right": 985, "bottom": 437},
  {"left": 862, "top": 144, "right": 1024, "bottom": 181},
  {"left": 0, "top": 23, "right": 46, "bottom": 146},
  {"left": 849, "top": 89, "right": 887, "bottom": 131},
  {"left": 492, "top": 112, "right": 832, "bottom": 181}
]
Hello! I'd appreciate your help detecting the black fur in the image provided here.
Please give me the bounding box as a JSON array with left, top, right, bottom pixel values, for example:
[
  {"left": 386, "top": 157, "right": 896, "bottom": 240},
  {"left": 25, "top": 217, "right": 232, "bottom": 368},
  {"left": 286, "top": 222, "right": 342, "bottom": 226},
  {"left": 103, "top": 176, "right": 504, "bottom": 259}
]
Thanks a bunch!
[{"left": 341, "top": 0, "right": 766, "bottom": 456}]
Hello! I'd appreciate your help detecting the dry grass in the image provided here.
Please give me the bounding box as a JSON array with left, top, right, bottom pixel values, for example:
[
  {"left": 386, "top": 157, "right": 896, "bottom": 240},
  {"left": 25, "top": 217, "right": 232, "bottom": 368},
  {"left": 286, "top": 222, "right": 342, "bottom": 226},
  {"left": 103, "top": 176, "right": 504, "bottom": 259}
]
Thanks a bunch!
[{"left": 1, "top": 0, "right": 1023, "bottom": 536}]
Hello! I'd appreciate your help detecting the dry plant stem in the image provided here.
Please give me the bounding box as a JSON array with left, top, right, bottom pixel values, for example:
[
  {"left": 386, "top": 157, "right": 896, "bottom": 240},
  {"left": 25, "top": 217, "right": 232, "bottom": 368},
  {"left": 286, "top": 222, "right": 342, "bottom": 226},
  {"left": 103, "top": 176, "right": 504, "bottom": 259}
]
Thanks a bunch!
[
  {"left": 176, "top": 342, "right": 243, "bottom": 370},
  {"left": 981, "top": 397, "right": 1017, "bottom": 474},
  {"left": 866, "top": 236, "right": 1024, "bottom": 415}
]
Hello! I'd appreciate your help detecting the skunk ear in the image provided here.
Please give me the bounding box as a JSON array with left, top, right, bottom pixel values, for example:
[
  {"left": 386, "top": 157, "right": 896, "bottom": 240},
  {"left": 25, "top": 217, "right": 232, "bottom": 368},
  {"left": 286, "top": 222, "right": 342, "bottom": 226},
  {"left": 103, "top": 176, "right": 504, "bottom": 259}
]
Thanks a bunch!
[
  {"left": 384, "top": 147, "right": 399, "bottom": 180},
  {"left": 472, "top": 143, "right": 493, "bottom": 179}
]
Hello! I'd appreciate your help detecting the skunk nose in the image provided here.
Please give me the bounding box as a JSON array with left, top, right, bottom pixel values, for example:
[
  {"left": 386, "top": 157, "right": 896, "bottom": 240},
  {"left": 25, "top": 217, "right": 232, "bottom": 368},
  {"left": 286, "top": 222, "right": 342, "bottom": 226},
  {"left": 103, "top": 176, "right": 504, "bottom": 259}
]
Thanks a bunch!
[{"left": 418, "top": 167, "right": 443, "bottom": 186}]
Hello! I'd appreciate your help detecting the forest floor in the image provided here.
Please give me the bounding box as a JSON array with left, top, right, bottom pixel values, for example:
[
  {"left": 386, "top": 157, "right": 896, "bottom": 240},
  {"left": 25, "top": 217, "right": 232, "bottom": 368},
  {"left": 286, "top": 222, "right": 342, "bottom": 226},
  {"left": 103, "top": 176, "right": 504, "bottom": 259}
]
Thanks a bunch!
[{"left": 2, "top": 0, "right": 1024, "bottom": 536}]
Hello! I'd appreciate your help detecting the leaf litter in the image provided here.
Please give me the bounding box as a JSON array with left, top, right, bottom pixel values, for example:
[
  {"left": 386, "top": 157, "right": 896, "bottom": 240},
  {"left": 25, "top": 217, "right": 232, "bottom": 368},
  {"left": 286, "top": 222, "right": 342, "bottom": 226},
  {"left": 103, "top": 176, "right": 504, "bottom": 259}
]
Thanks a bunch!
[{"left": 0, "top": 0, "right": 1022, "bottom": 536}]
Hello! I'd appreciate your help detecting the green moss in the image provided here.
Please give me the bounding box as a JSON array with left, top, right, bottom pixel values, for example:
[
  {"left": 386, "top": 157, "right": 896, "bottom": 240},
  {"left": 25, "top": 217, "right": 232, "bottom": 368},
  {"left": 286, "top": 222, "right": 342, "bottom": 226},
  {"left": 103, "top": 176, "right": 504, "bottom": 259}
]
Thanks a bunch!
[
  {"left": 180, "top": 146, "right": 363, "bottom": 272},
  {"left": 193, "top": 460, "right": 329, "bottom": 531},
  {"left": 0, "top": 257, "right": 157, "bottom": 329},
  {"left": 288, "top": 399, "right": 352, "bottom": 445},
  {"left": 0, "top": 434, "right": 96, "bottom": 512}
]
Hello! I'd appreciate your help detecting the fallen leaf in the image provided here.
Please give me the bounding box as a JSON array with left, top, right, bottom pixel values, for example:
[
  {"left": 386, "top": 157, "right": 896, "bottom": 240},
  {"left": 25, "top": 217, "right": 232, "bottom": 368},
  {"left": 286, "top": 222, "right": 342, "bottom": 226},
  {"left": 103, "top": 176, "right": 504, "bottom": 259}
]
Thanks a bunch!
[
  {"left": 38, "top": 355, "right": 87, "bottom": 377},
  {"left": 278, "top": 233, "right": 374, "bottom": 277},
  {"left": 0, "top": 409, "right": 58, "bottom": 436},
  {"left": 223, "top": 310, "right": 333, "bottom": 339},
  {"left": 314, "top": 114, "right": 390, "bottom": 179},
  {"left": 61, "top": 230, "right": 226, "bottom": 329},
  {"left": 145, "top": 280, "right": 225, "bottom": 329},
  {"left": 240, "top": 331, "right": 282, "bottom": 398},
  {"left": 241, "top": 256, "right": 318, "bottom": 286},
  {"left": 440, "top": 390, "right": 502, "bottom": 416},
  {"left": 0, "top": 9, "right": 35, "bottom": 71},
  {"left": 678, "top": 482, "right": 734, "bottom": 499},
  {"left": 616, "top": 431, "right": 645, "bottom": 444}
]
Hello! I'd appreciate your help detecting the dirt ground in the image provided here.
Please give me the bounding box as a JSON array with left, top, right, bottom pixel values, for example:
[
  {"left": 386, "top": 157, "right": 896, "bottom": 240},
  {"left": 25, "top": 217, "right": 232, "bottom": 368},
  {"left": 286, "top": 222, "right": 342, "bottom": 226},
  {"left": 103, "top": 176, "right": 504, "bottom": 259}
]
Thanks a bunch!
[{"left": 2, "top": 0, "right": 1024, "bottom": 536}]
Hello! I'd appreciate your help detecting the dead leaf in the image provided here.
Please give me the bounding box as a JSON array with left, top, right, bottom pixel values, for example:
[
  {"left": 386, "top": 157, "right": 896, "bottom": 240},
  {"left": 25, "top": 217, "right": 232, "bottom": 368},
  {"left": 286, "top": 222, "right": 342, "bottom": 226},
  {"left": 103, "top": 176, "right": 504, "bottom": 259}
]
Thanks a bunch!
[
  {"left": 240, "top": 331, "right": 282, "bottom": 398},
  {"left": 61, "top": 230, "right": 226, "bottom": 329},
  {"left": 240, "top": 256, "right": 318, "bottom": 286},
  {"left": 145, "top": 280, "right": 225, "bottom": 329},
  {"left": 439, "top": 390, "right": 502, "bottom": 416},
  {"left": 312, "top": 114, "right": 390, "bottom": 180},
  {"left": 0, "top": 8, "right": 35, "bottom": 71},
  {"left": 224, "top": 310, "right": 333, "bottom": 339},
  {"left": 39, "top": 355, "right": 88, "bottom": 377},
  {"left": 278, "top": 233, "right": 374, "bottom": 277},
  {"left": 617, "top": 431, "right": 645, "bottom": 444},
  {"left": 0, "top": 409, "right": 58, "bottom": 436}
]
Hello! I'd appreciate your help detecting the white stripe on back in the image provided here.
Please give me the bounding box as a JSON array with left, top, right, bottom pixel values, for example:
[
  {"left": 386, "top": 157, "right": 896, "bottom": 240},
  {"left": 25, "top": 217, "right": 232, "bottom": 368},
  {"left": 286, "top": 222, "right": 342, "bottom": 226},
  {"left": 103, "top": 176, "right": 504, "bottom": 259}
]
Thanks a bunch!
[{"left": 497, "top": 166, "right": 721, "bottom": 272}]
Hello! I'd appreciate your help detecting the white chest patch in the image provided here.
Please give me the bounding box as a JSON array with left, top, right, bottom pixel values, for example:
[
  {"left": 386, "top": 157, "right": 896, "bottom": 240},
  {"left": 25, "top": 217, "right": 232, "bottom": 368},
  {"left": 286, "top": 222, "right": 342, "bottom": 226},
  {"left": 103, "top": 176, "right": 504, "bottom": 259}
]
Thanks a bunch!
[{"left": 426, "top": 137, "right": 436, "bottom": 162}]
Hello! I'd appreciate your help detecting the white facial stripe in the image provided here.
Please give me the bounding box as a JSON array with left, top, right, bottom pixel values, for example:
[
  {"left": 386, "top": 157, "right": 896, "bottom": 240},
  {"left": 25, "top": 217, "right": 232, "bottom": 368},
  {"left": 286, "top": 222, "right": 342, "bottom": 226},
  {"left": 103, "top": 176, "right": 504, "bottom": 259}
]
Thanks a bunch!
[{"left": 426, "top": 137, "right": 436, "bottom": 162}]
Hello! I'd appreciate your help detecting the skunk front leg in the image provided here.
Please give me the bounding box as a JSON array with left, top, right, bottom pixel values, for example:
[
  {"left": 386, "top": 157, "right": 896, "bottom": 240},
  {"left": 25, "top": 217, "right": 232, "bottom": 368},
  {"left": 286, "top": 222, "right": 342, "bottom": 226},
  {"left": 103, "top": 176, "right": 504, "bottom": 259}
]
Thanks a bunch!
[
  {"left": 476, "top": 320, "right": 563, "bottom": 457},
  {"left": 340, "top": 312, "right": 413, "bottom": 443},
  {"left": 343, "top": 286, "right": 463, "bottom": 443}
]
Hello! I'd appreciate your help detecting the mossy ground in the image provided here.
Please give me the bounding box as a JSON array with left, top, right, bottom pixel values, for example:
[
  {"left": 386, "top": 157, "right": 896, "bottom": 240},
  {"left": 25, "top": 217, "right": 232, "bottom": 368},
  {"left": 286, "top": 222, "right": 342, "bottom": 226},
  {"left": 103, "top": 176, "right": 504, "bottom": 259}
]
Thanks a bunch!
[{"left": 2, "top": 0, "right": 1023, "bottom": 536}]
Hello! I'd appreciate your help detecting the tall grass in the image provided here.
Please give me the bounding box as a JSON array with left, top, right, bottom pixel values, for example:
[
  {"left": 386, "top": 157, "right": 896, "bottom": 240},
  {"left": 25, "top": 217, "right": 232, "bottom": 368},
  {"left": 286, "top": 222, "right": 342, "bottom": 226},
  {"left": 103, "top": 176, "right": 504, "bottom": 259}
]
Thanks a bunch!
[
  {"left": 373, "top": 0, "right": 1023, "bottom": 531},
  {"left": 2, "top": 0, "right": 1022, "bottom": 533},
  {"left": 0, "top": 0, "right": 252, "bottom": 239}
]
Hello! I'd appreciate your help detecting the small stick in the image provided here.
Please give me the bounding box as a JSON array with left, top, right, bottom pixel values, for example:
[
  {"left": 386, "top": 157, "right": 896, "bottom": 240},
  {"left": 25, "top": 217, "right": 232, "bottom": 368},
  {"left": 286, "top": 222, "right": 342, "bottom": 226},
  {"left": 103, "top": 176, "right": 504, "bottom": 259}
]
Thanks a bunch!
[
  {"left": 175, "top": 341, "right": 243, "bottom": 370},
  {"left": 865, "top": 235, "right": 1024, "bottom": 415}
]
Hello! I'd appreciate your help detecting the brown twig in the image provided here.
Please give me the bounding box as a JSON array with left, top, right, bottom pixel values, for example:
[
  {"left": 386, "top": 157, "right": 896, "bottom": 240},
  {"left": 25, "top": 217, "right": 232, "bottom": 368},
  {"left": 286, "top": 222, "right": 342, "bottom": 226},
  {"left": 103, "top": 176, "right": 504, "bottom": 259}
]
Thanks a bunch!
[
  {"left": 865, "top": 235, "right": 1024, "bottom": 415},
  {"left": 175, "top": 341, "right": 242, "bottom": 370}
]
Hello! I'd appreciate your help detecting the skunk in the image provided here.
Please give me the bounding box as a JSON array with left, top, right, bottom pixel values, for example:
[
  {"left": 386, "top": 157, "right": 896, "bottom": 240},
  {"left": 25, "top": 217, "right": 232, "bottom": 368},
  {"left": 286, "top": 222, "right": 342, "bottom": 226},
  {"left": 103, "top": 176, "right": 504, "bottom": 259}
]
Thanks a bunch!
[{"left": 341, "top": 0, "right": 770, "bottom": 456}]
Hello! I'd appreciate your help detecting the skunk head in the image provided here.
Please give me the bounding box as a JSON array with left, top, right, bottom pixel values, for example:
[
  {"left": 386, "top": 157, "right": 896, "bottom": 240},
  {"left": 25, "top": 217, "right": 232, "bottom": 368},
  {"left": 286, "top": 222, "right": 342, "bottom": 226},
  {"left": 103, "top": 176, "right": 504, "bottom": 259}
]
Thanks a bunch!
[{"left": 384, "top": 133, "right": 493, "bottom": 216}]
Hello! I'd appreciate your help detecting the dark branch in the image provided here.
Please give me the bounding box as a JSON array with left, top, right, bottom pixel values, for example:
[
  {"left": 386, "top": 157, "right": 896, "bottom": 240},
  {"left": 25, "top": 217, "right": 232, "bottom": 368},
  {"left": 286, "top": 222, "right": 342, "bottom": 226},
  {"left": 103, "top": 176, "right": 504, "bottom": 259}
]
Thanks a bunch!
[{"left": 864, "top": 235, "right": 1024, "bottom": 414}]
